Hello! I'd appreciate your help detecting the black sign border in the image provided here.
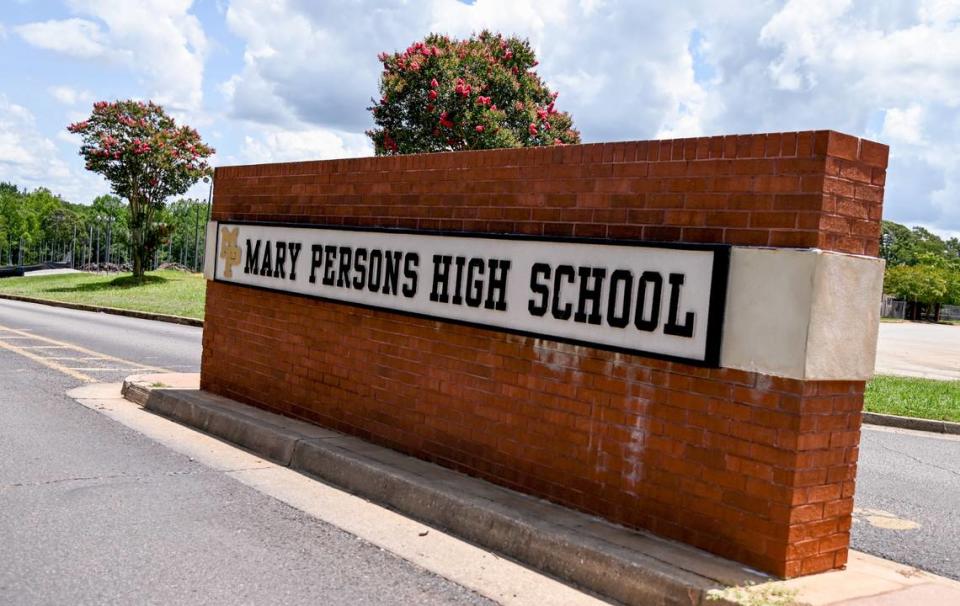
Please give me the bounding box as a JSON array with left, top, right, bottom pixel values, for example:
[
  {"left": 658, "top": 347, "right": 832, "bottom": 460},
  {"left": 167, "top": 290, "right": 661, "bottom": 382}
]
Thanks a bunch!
[{"left": 212, "top": 220, "right": 730, "bottom": 367}]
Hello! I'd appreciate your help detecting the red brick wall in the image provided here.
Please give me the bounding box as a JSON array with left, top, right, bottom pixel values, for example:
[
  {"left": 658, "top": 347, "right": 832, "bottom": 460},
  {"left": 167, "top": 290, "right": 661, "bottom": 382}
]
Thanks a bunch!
[{"left": 203, "top": 130, "right": 887, "bottom": 577}]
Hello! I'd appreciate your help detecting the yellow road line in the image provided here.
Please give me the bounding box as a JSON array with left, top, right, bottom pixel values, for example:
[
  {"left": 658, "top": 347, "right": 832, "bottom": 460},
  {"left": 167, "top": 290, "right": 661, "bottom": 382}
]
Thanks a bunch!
[
  {"left": 67, "top": 367, "right": 154, "bottom": 372},
  {"left": 0, "top": 324, "right": 173, "bottom": 374},
  {"left": 36, "top": 357, "right": 110, "bottom": 361},
  {"left": 0, "top": 339, "right": 95, "bottom": 382},
  {"left": 21, "top": 345, "right": 70, "bottom": 349}
]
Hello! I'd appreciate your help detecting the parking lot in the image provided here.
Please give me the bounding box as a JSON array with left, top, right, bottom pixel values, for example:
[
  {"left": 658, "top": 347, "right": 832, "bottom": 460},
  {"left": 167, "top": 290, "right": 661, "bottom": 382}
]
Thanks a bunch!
[{"left": 875, "top": 322, "right": 960, "bottom": 380}]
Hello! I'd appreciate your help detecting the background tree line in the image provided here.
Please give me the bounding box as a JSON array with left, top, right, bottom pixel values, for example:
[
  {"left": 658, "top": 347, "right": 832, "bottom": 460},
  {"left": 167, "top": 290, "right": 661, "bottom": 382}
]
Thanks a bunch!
[
  {"left": 881, "top": 220, "right": 960, "bottom": 321},
  {"left": 0, "top": 181, "right": 209, "bottom": 272}
]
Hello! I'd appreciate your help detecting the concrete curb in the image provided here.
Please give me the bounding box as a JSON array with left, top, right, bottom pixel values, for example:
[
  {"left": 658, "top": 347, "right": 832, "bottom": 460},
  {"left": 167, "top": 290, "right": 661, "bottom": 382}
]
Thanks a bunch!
[
  {"left": 123, "top": 379, "right": 770, "bottom": 606},
  {"left": 0, "top": 293, "right": 203, "bottom": 327},
  {"left": 863, "top": 411, "right": 960, "bottom": 435}
]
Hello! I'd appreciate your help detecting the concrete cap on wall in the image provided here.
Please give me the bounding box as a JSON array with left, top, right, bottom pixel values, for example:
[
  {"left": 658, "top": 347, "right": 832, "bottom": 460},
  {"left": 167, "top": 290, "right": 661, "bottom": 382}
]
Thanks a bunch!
[{"left": 721, "top": 247, "right": 883, "bottom": 380}]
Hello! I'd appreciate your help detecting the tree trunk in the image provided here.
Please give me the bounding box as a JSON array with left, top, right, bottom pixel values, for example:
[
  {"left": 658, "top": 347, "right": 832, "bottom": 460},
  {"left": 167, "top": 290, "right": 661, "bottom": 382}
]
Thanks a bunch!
[{"left": 131, "top": 225, "right": 145, "bottom": 281}]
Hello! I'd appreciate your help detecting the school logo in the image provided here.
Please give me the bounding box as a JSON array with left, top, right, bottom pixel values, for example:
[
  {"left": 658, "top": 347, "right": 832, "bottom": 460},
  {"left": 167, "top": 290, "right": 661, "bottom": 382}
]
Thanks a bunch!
[{"left": 219, "top": 226, "right": 242, "bottom": 278}]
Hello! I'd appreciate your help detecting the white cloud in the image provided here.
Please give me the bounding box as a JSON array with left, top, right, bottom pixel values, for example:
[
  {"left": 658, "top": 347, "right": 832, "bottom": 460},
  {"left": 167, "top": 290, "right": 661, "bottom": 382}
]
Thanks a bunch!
[
  {"left": 881, "top": 106, "right": 925, "bottom": 146},
  {"left": 0, "top": 95, "right": 105, "bottom": 202},
  {"left": 213, "top": 0, "right": 960, "bottom": 232},
  {"left": 0, "top": 96, "right": 70, "bottom": 181},
  {"left": 17, "top": 1, "right": 208, "bottom": 112},
  {"left": 221, "top": 0, "right": 704, "bottom": 143},
  {"left": 16, "top": 18, "right": 109, "bottom": 59},
  {"left": 49, "top": 85, "right": 93, "bottom": 106},
  {"left": 7, "top": 0, "right": 960, "bottom": 234},
  {"left": 223, "top": 0, "right": 432, "bottom": 131},
  {"left": 239, "top": 126, "right": 372, "bottom": 164}
]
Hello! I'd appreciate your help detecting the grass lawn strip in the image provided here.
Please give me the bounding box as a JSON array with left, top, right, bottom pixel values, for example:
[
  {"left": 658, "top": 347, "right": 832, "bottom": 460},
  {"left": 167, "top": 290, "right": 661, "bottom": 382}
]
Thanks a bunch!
[
  {"left": 865, "top": 375, "right": 960, "bottom": 423},
  {"left": 0, "top": 270, "right": 206, "bottom": 320}
]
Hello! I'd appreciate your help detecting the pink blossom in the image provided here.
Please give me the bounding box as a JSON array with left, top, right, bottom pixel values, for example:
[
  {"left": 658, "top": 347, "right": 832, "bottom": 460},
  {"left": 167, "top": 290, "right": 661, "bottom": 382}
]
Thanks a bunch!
[
  {"left": 430, "top": 78, "right": 439, "bottom": 89},
  {"left": 528, "top": 123, "right": 538, "bottom": 136},
  {"left": 475, "top": 125, "right": 484, "bottom": 132},
  {"left": 428, "top": 89, "right": 438, "bottom": 100},
  {"left": 383, "top": 132, "right": 398, "bottom": 152}
]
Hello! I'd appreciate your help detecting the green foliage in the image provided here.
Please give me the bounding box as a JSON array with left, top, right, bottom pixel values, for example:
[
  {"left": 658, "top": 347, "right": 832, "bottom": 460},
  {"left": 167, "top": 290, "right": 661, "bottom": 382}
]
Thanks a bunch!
[
  {"left": 880, "top": 220, "right": 959, "bottom": 267},
  {"left": 0, "top": 182, "right": 207, "bottom": 270},
  {"left": 881, "top": 220, "right": 960, "bottom": 310},
  {"left": 68, "top": 100, "right": 214, "bottom": 278},
  {"left": 0, "top": 183, "right": 89, "bottom": 265},
  {"left": 884, "top": 264, "right": 949, "bottom": 304},
  {"left": 156, "top": 198, "right": 209, "bottom": 269},
  {"left": 368, "top": 31, "right": 580, "bottom": 155}
]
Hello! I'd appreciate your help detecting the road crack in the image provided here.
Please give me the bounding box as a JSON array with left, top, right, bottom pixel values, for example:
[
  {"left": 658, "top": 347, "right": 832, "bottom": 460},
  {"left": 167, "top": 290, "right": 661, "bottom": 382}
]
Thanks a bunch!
[
  {"left": 0, "top": 465, "right": 272, "bottom": 490},
  {"left": 873, "top": 439, "right": 960, "bottom": 480}
]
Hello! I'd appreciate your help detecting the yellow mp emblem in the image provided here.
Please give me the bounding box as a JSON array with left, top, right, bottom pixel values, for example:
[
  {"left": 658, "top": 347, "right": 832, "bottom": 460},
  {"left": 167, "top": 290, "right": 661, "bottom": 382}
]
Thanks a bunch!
[{"left": 219, "top": 226, "right": 242, "bottom": 278}]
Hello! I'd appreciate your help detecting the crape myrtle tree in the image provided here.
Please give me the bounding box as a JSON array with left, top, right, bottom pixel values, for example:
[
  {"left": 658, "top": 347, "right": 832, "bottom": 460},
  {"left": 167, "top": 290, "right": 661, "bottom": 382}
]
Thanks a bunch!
[
  {"left": 368, "top": 31, "right": 580, "bottom": 154},
  {"left": 68, "top": 100, "right": 214, "bottom": 280}
]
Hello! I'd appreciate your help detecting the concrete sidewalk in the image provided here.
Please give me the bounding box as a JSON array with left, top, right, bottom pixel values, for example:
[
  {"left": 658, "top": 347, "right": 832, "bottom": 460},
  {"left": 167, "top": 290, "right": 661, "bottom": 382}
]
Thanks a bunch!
[{"left": 122, "top": 373, "right": 960, "bottom": 606}]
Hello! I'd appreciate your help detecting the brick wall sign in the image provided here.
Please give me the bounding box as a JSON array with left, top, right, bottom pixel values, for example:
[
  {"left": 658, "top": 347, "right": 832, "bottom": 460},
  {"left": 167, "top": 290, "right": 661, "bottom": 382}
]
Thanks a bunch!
[
  {"left": 213, "top": 222, "right": 729, "bottom": 365},
  {"left": 202, "top": 130, "right": 889, "bottom": 578}
]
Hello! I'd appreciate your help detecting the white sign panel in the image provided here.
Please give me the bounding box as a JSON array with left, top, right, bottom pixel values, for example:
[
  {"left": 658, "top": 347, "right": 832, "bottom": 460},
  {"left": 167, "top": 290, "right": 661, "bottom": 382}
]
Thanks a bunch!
[{"left": 213, "top": 222, "right": 729, "bottom": 365}]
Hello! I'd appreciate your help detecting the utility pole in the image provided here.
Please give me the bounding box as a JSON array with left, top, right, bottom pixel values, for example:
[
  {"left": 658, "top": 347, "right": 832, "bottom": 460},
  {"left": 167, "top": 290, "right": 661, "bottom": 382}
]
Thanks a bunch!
[
  {"left": 191, "top": 203, "right": 199, "bottom": 272},
  {"left": 201, "top": 178, "right": 213, "bottom": 271},
  {"left": 106, "top": 218, "right": 113, "bottom": 265}
]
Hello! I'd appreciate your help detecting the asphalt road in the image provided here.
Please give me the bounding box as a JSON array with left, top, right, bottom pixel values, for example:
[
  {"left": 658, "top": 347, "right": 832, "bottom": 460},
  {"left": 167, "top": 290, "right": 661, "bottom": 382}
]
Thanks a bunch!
[
  {"left": 0, "top": 300, "right": 492, "bottom": 605},
  {"left": 1, "top": 300, "right": 958, "bottom": 591},
  {"left": 852, "top": 426, "right": 960, "bottom": 580}
]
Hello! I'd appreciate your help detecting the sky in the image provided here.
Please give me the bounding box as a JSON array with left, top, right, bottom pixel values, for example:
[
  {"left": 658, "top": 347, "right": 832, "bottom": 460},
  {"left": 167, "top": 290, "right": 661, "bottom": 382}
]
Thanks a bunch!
[{"left": 0, "top": 0, "right": 958, "bottom": 237}]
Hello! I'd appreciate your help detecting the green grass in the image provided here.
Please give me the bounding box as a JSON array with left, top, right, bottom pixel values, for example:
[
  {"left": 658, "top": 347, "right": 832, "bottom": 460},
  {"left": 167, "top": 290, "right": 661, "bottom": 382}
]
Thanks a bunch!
[
  {"left": 0, "top": 270, "right": 206, "bottom": 319},
  {"left": 866, "top": 375, "right": 960, "bottom": 423}
]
